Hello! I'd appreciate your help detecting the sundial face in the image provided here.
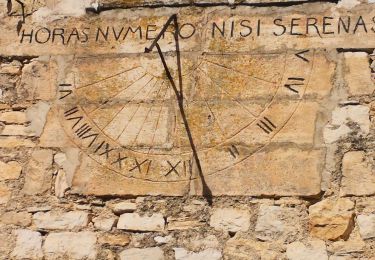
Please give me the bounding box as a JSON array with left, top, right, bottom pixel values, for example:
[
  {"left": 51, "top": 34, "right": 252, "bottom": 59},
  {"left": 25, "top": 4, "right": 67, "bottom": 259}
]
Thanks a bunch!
[{"left": 56, "top": 15, "right": 314, "bottom": 185}]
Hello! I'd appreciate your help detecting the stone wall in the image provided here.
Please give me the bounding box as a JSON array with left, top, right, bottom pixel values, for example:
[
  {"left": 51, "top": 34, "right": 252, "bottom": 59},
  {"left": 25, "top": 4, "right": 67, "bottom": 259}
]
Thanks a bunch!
[{"left": 0, "top": 0, "right": 375, "bottom": 259}]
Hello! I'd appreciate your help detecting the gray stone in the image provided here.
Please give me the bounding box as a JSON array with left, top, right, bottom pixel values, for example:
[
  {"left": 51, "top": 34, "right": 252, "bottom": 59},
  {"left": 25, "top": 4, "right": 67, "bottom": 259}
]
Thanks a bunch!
[
  {"left": 174, "top": 248, "right": 222, "bottom": 260},
  {"left": 44, "top": 232, "right": 97, "bottom": 260},
  {"left": 357, "top": 214, "right": 375, "bottom": 239},
  {"left": 11, "top": 229, "right": 43, "bottom": 259},
  {"left": 117, "top": 213, "right": 164, "bottom": 231},
  {"left": 33, "top": 211, "right": 89, "bottom": 230},
  {"left": 286, "top": 240, "right": 328, "bottom": 260},
  {"left": 119, "top": 247, "right": 164, "bottom": 260},
  {"left": 210, "top": 208, "right": 250, "bottom": 233}
]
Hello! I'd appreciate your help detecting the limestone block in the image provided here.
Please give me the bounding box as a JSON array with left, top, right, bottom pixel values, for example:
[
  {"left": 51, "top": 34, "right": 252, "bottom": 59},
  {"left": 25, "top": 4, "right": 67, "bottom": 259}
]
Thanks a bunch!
[
  {"left": 0, "top": 161, "right": 22, "bottom": 181},
  {"left": 0, "top": 61, "right": 22, "bottom": 75},
  {"left": 286, "top": 240, "right": 328, "bottom": 260},
  {"left": 324, "top": 105, "right": 370, "bottom": 144},
  {"left": 0, "top": 183, "right": 11, "bottom": 205},
  {"left": 25, "top": 101, "right": 50, "bottom": 137},
  {"left": 23, "top": 149, "right": 53, "bottom": 195},
  {"left": 341, "top": 151, "right": 375, "bottom": 196},
  {"left": 111, "top": 201, "right": 137, "bottom": 215},
  {"left": 0, "top": 211, "right": 32, "bottom": 226},
  {"left": 98, "top": 233, "right": 131, "bottom": 246},
  {"left": 224, "top": 238, "right": 280, "bottom": 260},
  {"left": 0, "top": 111, "right": 27, "bottom": 124},
  {"left": 27, "top": 206, "right": 52, "bottom": 213},
  {"left": 117, "top": 213, "right": 164, "bottom": 231},
  {"left": 11, "top": 229, "right": 43, "bottom": 259},
  {"left": 0, "top": 125, "right": 32, "bottom": 136},
  {"left": 357, "top": 214, "right": 375, "bottom": 239},
  {"left": 55, "top": 170, "right": 69, "bottom": 198},
  {"left": 119, "top": 247, "right": 164, "bottom": 260},
  {"left": 167, "top": 217, "right": 205, "bottom": 230},
  {"left": 255, "top": 205, "right": 301, "bottom": 241},
  {"left": 33, "top": 211, "right": 89, "bottom": 230},
  {"left": 0, "top": 137, "right": 35, "bottom": 148},
  {"left": 209, "top": 208, "right": 250, "bottom": 233},
  {"left": 309, "top": 198, "right": 354, "bottom": 241},
  {"left": 39, "top": 109, "right": 72, "bottom": 148},
  {"left": 44, "top": 232, "right": 97, "bottom": 260},
  {"left": 174, "top": 248, "right": 222, "bottom": 260},
  {"left": 93, "top": 215, "right": 116, "bottom": 231},
  {"left": 154, "top": 235, "right": 173, "bottom": 245},
  {"left": 328, "top": 234, "right": 365, "bottom": 256},
  {"left": 344, "top": 52, "right": 375, "bottom": 96}
]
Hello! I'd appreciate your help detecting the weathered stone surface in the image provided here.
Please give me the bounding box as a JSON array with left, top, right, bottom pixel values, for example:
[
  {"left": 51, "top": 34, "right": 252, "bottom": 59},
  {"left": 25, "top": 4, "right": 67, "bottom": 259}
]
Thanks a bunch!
[
  {"left": 23, "top": 149, "right": 53, "bottom": 195},
  {"left": 11, "top": 229, "right": 43, "bottom": 259},
  {"left": 324, "top": 105, "right": 370, "bottom": 144},
  {"left": 286, "top": 240, "right": 328, "bottom": 260},
  {"left": 0, "top": 137, "right": 35, "bottom": 148},
  {"left": 93, "top": 215, "right": 116, "bottom": 231},
  {"left": 209, "top": 208, "right": 250, "bottom": 233},
  {"left": 357, "top": 214, "right": 375, "bottom": 239},
  {"left": 341, "top": 151, "right": 375, "bottom": 196},
  {"left": 309, "top": 198, "right": 354, "bottom": 241},
  {"left": 344, "top": 52, "right": 374, "bottom": 96},
  {"left": 25, "top": 101, "right": 50, "bottom": 137},
  {"left": 255, "top": 205, "right": 301, "bottom": 241},
  {"left": 119, "top": 247, "right": 164, "bottom": 260},
  {"left": 0, "top": 60, "right": 22, "bottom": 75},
  {"left": 111, "top": 201, "right": 137, "bottom": 214},
  {"left": 117, "top": 213, "right": 164, "bottom": 231},
  {"left": 98, "top": 233, "right": 131, "bottom": 246},
  {"left": 0, "top": 111, "right": 27, "bottom": 124},
  {"left": 0, "top": 183, "right": 11, "bottom": 205},
  {"left": 224, "top": 238, "right": 280, "bottom": 260},
  {"left": 0, "top": 211, "right": 32, "bottom": 226},
  {"left": 0, "top": 125, "right": 32, "bottom": 136},
  {"left": 33, "top": 211, "right": 89, "bottom": 230},
  {"left": 167, "top": 217, "right": 205, "bottom": 231},
  {"left": 27, "top": 206, "right": 52, "bottom": 213},
  {"left": 328, "top": 234, "right": 366, "bottom": 256},
  {"left": 0, "top": 161, "right": 22, "bottom": 181},
  {"left": 174, "top": 248, "right": 222, "bottom": 260},
  {"left": 44, "top": 232, "right": 97, "bottom": 260}
]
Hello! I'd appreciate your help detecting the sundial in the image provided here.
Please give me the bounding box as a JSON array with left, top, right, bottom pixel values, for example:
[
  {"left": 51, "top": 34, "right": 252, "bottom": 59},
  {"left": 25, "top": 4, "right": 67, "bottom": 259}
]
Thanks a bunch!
[{"left": 54, "top": 12, "right": 318, "bottom": 197}]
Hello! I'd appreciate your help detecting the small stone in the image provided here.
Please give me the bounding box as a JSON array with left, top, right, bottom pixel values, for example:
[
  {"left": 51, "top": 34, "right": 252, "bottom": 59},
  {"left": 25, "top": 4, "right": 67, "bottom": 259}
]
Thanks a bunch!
[
  {"left": 33, "top": 211, "right": 89, "bottom": 230},
  {"left": 324, "top": 105, "right": 370, "bottom": 144},
  {"left": 0, "top": 183, "right": 11, "bottom": 205},
  {"left": 167, "top": 217, "right": 205, "bottom": 230},
  {"left": 120, "top": 247, "right": 164, "bottom": 260},
  {"left": 1, "top": 125, "right": 31, "bottom": 136},
  {"left": 93, "top": 215, "right": 116, "bottom": 231},
  {"left": 44, "top": 232, "right": 97, "bottom": 260},
  {"left": 75, "top": 204, "right": 91, "bottom": 210},
  {"left": 98, "top": 233, "right": 131, "bottom": 246},
  {"left": 0, "top": 137, "right": 35, "bottom": 148},
  {"left": 117, "top": 213, "right": 164, "bottom": 232},
  {"left": 357, "top": 214, "right": 375, "bottom": 239},
  {"left": 0, "top": 161, "right": 22, "bottom": 181},
  {"left": 255, "top": 205, "right": 301, "bottom": 241},
  {"left": 25, "top": 101, "right": 50, "bottom": 137},
  {"left": 309, "top": 198, "right": 354, "bottom": 241},
  {"left": 0, "top": 111, "right": 27, "bottom": 124},
  {"left": 154, "top": 235, "right": 173, "bottom": 245},
  {"left": 286, "top": 240, "right": 328, "bottom": 260},
  {"left": 209, "top": 208, "right": 250, "bottom": 233},
  {"left": 328, "top": 233, "right": 365, "bottom": 255},
  {"left": 0, "top": 211, "right": 32, "bottom": 226},
  {"left": 0, "top": 61, "right": 22, "bottom": 75},
  {"left": 341, "top": 151, "right": 375, "bottom": 196},
  {"left": 11, "top": 229, "right": 43, "bottom": 259},
  {"left": 111, "top": 201, "right": 137, "bottom": 214},
  {"left": 174, "top": 248, "right": 222, "bottom": 260},
  {"left": 224, "top": 238, "right": 280, "bottom": 260},
  {"left": 55, "top": 170, "right": 70, "bottom": 198},
  {"left": 27, "top": 206, "right": 51, "bottom": 213}
]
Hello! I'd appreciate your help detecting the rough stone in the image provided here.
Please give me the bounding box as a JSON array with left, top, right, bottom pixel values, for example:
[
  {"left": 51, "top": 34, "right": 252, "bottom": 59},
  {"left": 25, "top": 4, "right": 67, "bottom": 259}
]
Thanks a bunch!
[
  {"left": 154, "top": 235, "right": 173, "bottom": 245},
  {"left": 0, "top": 161, "right": 22, "bottom": 181},
  {"left": 0, "top": 111, "right": 27, "bottom": 124},
  {"left": 286, "top": 240, "right": 328, "bottom": 260},
  {"left": 209, "top": 207, "right": 250, "bottom": 233},
  {"left": 0, "top": 137, "right": 35, "bottom": 148},
  {"left": 0, "top": 183, "right": 11, "bottom": 205},
  {"left": 174, "top": 248, "right": 222, "bottom": 260},
  {"left": 344, "top": 52, "right": 375, "bottom": 96},
  {"left": 117, "top": 213, "right": 164, "bottom": 231},
  {"left": 341, "top": 151, "right": 375, "bottom": 196},
  {"left": 167, "top": 217, "right": 205, "bottom": 230},
  {"left": 357, "top": 214, "right": 375, "bottom": 239},
  {"left": 119, "top": 247, "right": 164, "bottom": 260},
  {"left": 0, "top": 211, "right": 32, "bottom": 226},
  {"left": 309, "top": 198, "right": 355, "bottom": 241},
  {"left": 111, "top": 201, "right": 137, "bottom": 214},
  {"left": 98, "top": 233, "right": 131, "bottom": 246},
  {"left": 324, "top": 105, "right": 370, "bottom": 144},
  {"left": 224, "top": 238, "right": 280, "bottom": 259},
  {"left": 255, "top": 205, "right": 301, "bottom": 241},
  {"left": 11, "top": 229, "right": 43, "bottom": 259},
  {"left": 23, "top": 149, "right": 53, "bottom": 195},
  {"left": 44, "top": 232, "right": 97, "bottom": 260},
  {"left": 25, "top": 101, "right": 50, "bottom": 137},
  {"left": 93, "top": 215, "right": 116, "bottom": 231},
  {"left": 33, "top": 211, "right": 89, "bottom": 230}
]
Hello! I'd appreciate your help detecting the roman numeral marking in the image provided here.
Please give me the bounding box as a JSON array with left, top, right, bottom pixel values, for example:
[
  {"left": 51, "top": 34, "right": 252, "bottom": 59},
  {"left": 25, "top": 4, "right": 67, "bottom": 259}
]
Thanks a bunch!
[
  {"left": 130, "top": 159, "right": 150, "bottom": 174},
  {"left": 98, "top": 143, "right": 115, "bottom": 159},
  {"left": 228, "top": 145, "right": 239, "bottom": 158},
  {"left": 257, "top": 117, "right": 276, "bottom": 134},
  {"left": 67, "top": 116, "right": 83, "bottom": 129},
  {"left": 284, "top": 77, "right": 305, "bottom": 94},
  {"left": 75, "top": 123, "right": 92, "bottom": 138},
  {"left": 112, "top": 153, "right": 128, "bottom": 169},
  {"left": 165, "top": 160, "right": 181, "bottom": 177},
  {"left": 64, "top": 107, "right": 79, "bottom": 117},
  {"left": 295, "top": 50, "right": 310, "bottom": 62},
  {"left": 59, "top": 83, "right": 72, "bottom": 100}
]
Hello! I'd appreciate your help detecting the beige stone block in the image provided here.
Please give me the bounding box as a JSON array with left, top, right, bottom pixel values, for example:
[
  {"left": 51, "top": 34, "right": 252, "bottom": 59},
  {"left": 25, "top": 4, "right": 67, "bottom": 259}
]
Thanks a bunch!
[
  {"left": 0, "top": 211, "right": 32, "bottom": 227},
  {"left": 23, "top": 149, "right": 53, "bottom": 195},
  {"left": 0, "top": 111, "right": 27, "bottom": 124},
  {"left": 0, "top": 125, "right": 32, "bottom": 136},
  {"left": 44, "top": 232, "right": 97, "bottom": 260},
  {"left": 191, "top": 147, "right": 323, "bottom": 196},
  {"left": 357, "top": 214, "right": 375, "bottom": 240},
  {"left": 0, "top": 183, "right": 11, "bottom": 205},
  {"left": 117, "top": 213, "right": 164, "bottom": 231},
  {"left": 33, "top": 211, "right": 89, "bottom": 230},
  {"left": 224, "top": 238, "right": 280, "bottom": 260},
  {"left": 0, "top": 137, "right": 35, "bottom": 148},
  {"left": 119, "top": 247, "right": 164, "bottom": 260},
  {"left": 309, "top": 198, "right": 354, "bottom": 241},
  {"left": 98, "top": 233, "right": 131, "bottom": 246},
  {"left": 167, "top": 217, "right": 205, "bottom": 231},
  {"left": 344, "top": 52, "right": 375, "bottom": 96},
  {"left": 0, "top": 161, "right": 22, "bottom": 181},
  {"left": 174, "top": 248, "right": 222, "bottom": 260},
  {"left": 93, "top": 215, "right": 116, "bottom": 231},
  {"left": 286, "top": 240, "right": 328, "bottom": 260},
  {"left": 111, "top": 201, "right": 137, "bottom": 215},
  {"left": 26, "top": 101, "right": 51, "bottom": 137},
  {"left": 341, "top": 151, "right": 375, "bottom": 196},
  {"left": 0, "top": 61, "right": 22, "bottom": 75},
  {"left": 11, "top": 229, "right": 43, "bottom": 260},
  {"left": 209, "top": 208, "right": 250, "bottom": 233}
]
